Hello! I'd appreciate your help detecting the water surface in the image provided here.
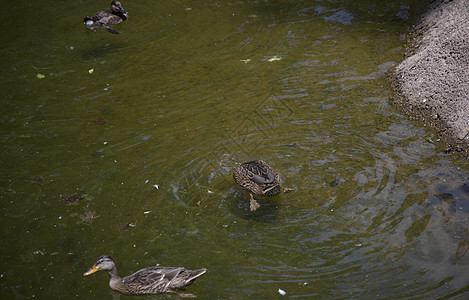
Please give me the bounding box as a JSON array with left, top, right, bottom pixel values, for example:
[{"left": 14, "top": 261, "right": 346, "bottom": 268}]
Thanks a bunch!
[{"left": 1, "top": 0, "right": 469, "bottom": 298}]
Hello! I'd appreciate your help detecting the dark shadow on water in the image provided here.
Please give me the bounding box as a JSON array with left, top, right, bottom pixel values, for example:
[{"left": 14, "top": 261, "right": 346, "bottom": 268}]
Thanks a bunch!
[
  {"left": 227, "top": 188, "right": 280, "bottom": 223},
  {"left": 80, "top": 41, "right": 126, "bottom": 61}
]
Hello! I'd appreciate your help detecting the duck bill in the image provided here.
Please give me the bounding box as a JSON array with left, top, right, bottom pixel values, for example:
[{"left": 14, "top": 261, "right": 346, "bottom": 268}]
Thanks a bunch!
[
  {"left": 120, "top": 7, "right": 128, "bottom": 16},
  {"left": 83, "top": 265, "right": 99, "bottom": 276}
]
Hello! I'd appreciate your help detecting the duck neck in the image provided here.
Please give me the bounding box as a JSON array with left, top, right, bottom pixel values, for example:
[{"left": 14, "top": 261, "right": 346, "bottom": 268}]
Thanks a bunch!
[
  {"left": 115, "top": 11, "right": 127, "bottom": 21},
  {"left": 107, "top": 266, "right": 124, "bottom": 292},
  {"left": 107, "top": 266, "right": 121, "bottom": 281}
]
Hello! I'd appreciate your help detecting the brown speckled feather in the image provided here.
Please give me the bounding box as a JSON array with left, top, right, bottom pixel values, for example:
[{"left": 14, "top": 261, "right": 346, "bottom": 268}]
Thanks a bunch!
[
  {"left": 88, "top": 11, "right": 125, "bottom": 25},
  {"left": 118, "top": 267, "right": 206, "bottom": 295},
  {"left": 233, "top": 160, "right": 282, "bottom": 196}
]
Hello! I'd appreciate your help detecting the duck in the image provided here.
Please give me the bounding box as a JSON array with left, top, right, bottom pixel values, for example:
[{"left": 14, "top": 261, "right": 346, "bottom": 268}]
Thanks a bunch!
[
  {"left": 84, "top": 1, "right": 129, "bottom": 34},
  {"left": 83, "top": 255, "right": 207, "bottom": 297},
  {"left": 233, "top": 160, "right": 293, "bottom": 211}
]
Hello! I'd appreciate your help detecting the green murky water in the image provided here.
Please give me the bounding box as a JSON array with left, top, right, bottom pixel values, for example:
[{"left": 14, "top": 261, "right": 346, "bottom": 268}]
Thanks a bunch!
[{"left": 2, "top": 0, "right": 469, "bottom": 298}]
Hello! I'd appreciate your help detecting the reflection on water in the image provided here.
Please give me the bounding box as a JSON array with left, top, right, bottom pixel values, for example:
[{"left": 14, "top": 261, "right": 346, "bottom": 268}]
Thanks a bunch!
[{"left": 1, "top": 0, "right": 469, "bottom": 298}]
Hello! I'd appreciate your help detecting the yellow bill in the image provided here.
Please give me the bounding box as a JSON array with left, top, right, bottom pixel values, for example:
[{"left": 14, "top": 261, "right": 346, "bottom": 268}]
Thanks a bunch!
[{"left": 83, "top": 265, "right": 99, "bottom": 276}]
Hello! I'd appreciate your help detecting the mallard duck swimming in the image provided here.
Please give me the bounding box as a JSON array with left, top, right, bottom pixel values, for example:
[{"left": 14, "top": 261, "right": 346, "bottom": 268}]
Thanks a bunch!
[
  {"left": 83, "top": 255, "right": 206, "bottom": 297},
  {"left": 233, "top": 160, "right": 293, "bottom": 211},
  {"left": 84, "top": 1, "right": 129, "bottom": 34}
]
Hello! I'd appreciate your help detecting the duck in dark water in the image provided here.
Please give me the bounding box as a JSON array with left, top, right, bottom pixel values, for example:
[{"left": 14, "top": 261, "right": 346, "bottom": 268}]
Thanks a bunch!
[
  {"left": 233, "top": 160, "right": 294, "bottom": 211},
  {"left": 83, "top": 255, "right": 207, "bottom": 297},
  {"left": 84, "top": 1, "right": 128, "bottom": 34}
]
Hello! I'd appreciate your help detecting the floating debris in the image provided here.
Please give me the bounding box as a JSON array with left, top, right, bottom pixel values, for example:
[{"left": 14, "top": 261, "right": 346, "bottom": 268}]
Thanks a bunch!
[
  {"left": 278, "top": 288, "right": 287, "bottom": 296},
  {"left": 88, "top": 68, "right": 94, "bottom": 74},
  {"left": 36, "top": 73, "right": 45, "bottom": 79},
  {"left": 267, "top": 56, "right": 282, "bottom": 62},
  {"left": 240, "top": 59, "right": 251, "bottom": 64},
  {"left": 285, "top": 142, "right": 297, "bottom": 147},
  {"left": 93, "top": 117, "right": 106, "bottom": 125},
  {"left": 328, "top": 179, "right": 341, "bottom": 187},
  {"left": 79, "top": 210, "right": 99, "bottom": 225},
  {"left": 32, "top": 176, "right": 43, "bottom": 182},
  {"left": 61, "top": 194, "right": 83, "bottom": 203},
  {"left": 153, "top": 184, "right": 159, "bottom": 189},
  {"left": 122, "top": 223, "right": 136, "bottom": 230}
]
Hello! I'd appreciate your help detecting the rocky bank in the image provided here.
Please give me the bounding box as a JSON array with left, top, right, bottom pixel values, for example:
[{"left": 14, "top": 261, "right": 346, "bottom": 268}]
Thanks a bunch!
[{"left": 389, "top": 0, "right": 469, "bottom": 155}]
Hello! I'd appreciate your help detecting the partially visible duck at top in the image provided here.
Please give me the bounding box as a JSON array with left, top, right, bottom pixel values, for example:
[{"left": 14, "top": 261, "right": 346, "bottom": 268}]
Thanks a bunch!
[{"left": 84, "top": 1, "right": 128, "bottom": 34}]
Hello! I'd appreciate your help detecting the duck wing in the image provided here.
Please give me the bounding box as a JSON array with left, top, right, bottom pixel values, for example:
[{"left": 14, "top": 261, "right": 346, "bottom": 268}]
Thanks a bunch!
[
  {"left": 250, "top": 170, "right": 276, "bottom": 184},
  {"left": 247, "top": 162, "right": 276, "bottom": 184},
  {"left": 165, "top": 268, "right": 207, "bottom": 290},
  {"left": 122, "top": 267, "right": 182, "bottom": 291},
  {"left": 84, "top": 11, "right": 111, "bottom": 23}
]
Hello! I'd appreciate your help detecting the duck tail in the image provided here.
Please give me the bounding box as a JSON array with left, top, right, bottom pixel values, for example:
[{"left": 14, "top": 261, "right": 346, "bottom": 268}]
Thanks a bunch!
[
  {"left": 84, "top": 17, "right": 94, "bottom": 26},
  {"left": 187, "top": 269, "right": 207, "bottom": 283}
]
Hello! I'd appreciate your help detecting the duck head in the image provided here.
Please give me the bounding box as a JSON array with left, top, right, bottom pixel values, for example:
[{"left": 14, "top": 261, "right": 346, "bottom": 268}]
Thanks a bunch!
[
  {"left": 83, "top": 255, "right": 117, "bottom": 276},
  {"left": 110, "top": 1, "right": 128, "bottom": 20}
]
